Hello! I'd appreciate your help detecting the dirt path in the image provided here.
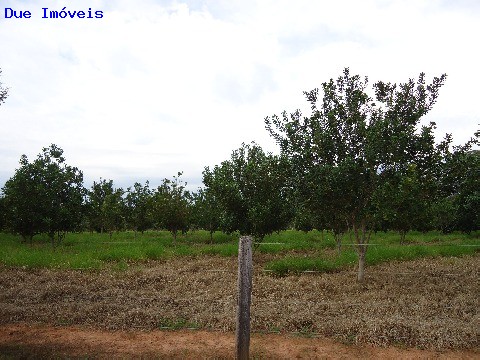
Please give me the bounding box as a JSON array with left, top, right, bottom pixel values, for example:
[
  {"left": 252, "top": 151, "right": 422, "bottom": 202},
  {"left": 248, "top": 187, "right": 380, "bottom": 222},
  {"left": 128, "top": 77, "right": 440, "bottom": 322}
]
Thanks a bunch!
[{"left": 1, "top": 323, "right": 477, "bottom": 359}]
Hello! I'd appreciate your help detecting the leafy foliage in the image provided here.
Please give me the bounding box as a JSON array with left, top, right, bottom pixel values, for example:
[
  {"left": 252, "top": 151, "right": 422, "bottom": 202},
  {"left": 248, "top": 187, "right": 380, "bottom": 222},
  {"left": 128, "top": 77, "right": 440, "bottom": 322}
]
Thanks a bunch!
[
  {"left": 203, "top": 142, "right": 293, "bottom": 241},
  {"left": 125, "top": 181, "right": 153, "bottom": 237},
  {"left": 101, "top": 187, "right": 126, "bottom": 238},
  {"left": 454, "top": 150, "right": 480, "bottom": 232},
  {"left": 2, "top": 145, "right": 85, "bottom": 244},
  {"left": 0, "top": 195, "right": 6, "bottom": 231},
  {"left": 375, "top": 164, "right": 432, "bottom": 242},
  {"left": 190, "top": 187, "right": 221, "bottom": 242},
  {"left": 265, "top": 68, "right": 448, "bottom": 281},
  {"left": 86, "top": 179, "right": 116, "bottom": 234},
  {"left": 151, "top": 173, "right": 190, "bottom": 241}
]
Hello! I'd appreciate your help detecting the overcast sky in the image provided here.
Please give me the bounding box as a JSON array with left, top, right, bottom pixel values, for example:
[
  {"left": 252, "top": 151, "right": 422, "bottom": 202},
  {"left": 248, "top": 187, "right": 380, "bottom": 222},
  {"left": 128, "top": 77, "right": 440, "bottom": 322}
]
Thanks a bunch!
[{"left": 1, "top": 0, "right": 479, "bottom": 191}]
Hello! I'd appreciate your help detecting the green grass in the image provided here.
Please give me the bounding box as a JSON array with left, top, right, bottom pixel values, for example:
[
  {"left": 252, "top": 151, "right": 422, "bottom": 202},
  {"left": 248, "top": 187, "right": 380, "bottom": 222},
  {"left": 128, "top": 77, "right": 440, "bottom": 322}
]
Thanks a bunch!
[
  {"left": 0, "top": 230, "right": 478, "bottom": 271},
  {"left": 0, "top": 230, "right": 236, "bottom": 269},
  {"left": 200, "top": 243, "right": 238, "bottom": 256},
  {"left": 157, "top": 317, "right": 200, "bottom": 330},
  {"left": 259, "top": 229, "right": 337, "bottom": 252},
  {"left": 265, "top": 240, "right": 478, "bottom": 276}
]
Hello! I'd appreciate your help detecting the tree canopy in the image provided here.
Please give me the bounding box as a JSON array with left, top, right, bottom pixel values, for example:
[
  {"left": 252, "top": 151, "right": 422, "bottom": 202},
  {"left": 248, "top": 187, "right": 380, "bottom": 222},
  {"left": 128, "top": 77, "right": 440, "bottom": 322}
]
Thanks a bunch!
[
  {"left": 150, "top": 173, "right": 190, "bottom": 242},
  {"left": 203, "top": 142, "right": 293, "bottom": 241},
  {"left": 0, "top": 67, "right": 477, "bottom": 279},
  {"left": 190, "top": 187, "right": 221, "bottom": 242},
  {"left": 125, "top": 181, "right": 153, "bottom": 238},
  {"left": 265, "top": 68, "right": 448, "bottom": 281},
  {"left": 2, "top": 144, "right": 85, "bottom": 244}
]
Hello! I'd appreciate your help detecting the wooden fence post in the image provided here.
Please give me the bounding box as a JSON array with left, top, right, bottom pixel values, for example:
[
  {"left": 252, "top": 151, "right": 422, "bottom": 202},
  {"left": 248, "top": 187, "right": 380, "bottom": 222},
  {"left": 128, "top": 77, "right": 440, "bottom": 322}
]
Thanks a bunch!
[{"left": 236, "top": 235, "right": 253, "bottom": 359}]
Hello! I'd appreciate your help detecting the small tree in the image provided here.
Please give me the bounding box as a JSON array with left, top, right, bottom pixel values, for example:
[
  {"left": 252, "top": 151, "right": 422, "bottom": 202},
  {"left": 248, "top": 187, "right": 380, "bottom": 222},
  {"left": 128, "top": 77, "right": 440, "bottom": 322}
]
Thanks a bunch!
[
  {"left": 454, "top": 150, "right": 479, "bottom": 232},
  {"left": 2, "top": 158, "right": 43, "bottom": 241},
  {"left": 125, "top": 181, "right": 153, "bottom": 238},
  {"left": 86, "top": 178, "right": 115, "bottom": 233},
  {"left": 190, "top": 188, "right": 221, "bottom": 243},
  {"left": 151, "top": 173, "right": 190, "bottom": 242},
  {"left": 375, "top": 164, "right": 432, "bottom": 243},
  {"left": 433, "top": 133, "right": 479, "bottom": 232},
  {"left": 85, "top": 179, "right": 126, "bottom": 237},
  {"left": 203, "top": 142, "right": 293, "bottom": 242},
  {"left": 102, "top": 188, "right": 126, "bottom": 238},
  {"left": 2, "top": 145, "right": 85, "bottom": 245}
]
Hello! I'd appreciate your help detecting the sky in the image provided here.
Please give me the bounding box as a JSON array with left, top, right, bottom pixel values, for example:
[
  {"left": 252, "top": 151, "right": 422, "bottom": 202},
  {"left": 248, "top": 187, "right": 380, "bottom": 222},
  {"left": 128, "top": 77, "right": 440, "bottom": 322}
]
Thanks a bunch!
[{"left": 1, "top": 0, "right": 479, "bottom": 191}]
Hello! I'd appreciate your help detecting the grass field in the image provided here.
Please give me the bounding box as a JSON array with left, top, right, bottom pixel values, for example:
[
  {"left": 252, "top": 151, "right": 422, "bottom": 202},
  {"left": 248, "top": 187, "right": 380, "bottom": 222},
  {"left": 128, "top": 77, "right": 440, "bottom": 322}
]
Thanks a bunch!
[
  {"left": 1, "top": 229, "right": 478, "bottom": 351},
  {"left": 0, "top": 230, "right": 478, "bottom": 273},
  {"left": 1, "top": 254, "right": 478, "bottom": 350}
]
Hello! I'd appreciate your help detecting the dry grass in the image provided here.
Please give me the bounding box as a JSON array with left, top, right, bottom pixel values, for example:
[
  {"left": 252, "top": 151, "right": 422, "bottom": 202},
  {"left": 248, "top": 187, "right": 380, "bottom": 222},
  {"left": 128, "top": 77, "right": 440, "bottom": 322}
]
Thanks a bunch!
[{"left": 0, "top": 254, "right": 478, "bottom": 350}]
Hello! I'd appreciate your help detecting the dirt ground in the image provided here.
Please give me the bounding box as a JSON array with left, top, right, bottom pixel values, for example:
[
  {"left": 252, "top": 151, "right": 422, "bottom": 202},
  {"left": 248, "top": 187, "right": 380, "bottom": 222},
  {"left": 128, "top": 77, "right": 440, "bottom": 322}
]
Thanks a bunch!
[
  {"left": 0, "top": 254, "right": 478, "bottom": 358},
  {"left": 1, "top": 323, "right": 478, "bottom": 359}
]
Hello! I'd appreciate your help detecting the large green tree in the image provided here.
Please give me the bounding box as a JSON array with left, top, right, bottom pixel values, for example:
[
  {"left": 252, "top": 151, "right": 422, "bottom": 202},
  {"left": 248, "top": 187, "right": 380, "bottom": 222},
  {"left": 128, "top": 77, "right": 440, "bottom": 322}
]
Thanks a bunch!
[
  {"left": 2, "top": 144, "right": 85, "bottom": 244},
  {"left": 202, "top": 142, "right": 293, "bottom": 242},
  {"left": 265, "top": 68, "right": 447, "bottom": 282}
]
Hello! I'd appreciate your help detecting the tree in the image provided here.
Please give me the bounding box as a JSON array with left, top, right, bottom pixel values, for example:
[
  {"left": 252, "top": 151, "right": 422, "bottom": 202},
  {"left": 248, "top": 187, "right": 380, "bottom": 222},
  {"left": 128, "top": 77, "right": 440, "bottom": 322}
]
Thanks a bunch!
[
  {"left": 0, "top": 68, "right": 8, "bottom": 106},
  {"left": 2, "top": 144, "right": 85, "bottom": 245},
  {"left": 151, "top": 173, "right": 190, "bottom": 242},
  {"left": 101, "top": 188, "right": 126, "bottom": 238},
  {"left": 374, "top": 164, "right": 431, "bottom": 243},
  {"left": 86, "top": 179, "right": 113, "bottom": 233},
  {"left": 454, "top": 149, "right": 480, "bottom": 232},
  {"left": 86, "top": 178, "right": 125, "bottom": 236},
  {"left": 202, "top": 142, "right": 293, "bottom": 242},
  {"left": 0, "top": 195, "right": 6, "bottom": 232},
  {"left": 435, "top": 135, "right": 480, "bottom": 232},
  {"left": 265, "top": 68, "right": 447, "bottom": 282},
  {"left": 190, "top": 188, "right": 221, "bottom": 243},
  {"left": 125, "top": 181, "right": 153, "bottom": 238}
]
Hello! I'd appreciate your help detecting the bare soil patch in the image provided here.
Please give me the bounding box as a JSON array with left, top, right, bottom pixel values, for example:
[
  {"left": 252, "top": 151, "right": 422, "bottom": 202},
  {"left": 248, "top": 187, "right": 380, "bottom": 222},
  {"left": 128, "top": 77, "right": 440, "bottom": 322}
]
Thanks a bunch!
[
  {"left": 1, "top": 323, "right": 477, "bottom": 359},
  {"left": 0, "top": 254, "right": 478, "bottom": 357}
]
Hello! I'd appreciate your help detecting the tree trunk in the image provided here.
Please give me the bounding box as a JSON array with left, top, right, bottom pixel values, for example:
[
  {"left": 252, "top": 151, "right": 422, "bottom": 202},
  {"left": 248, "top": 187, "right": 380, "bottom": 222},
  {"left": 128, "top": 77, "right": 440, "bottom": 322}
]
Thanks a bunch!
[
  {"left": 353, "top": 220, "right": 370, "bottom": 283},
  {"left": 335, "top": 233, "right": 342, "bottom": 255},
  {"left": 357, "top": 245, "right": 366, "bottom": 282}
]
